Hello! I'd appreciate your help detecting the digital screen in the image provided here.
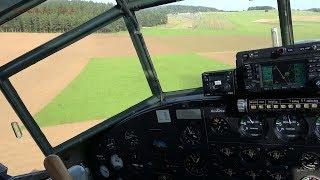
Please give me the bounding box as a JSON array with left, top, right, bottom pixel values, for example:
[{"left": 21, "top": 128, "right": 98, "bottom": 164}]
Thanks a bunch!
[{"left": 261, "top": 62, "right": 307, "bottom": 89}]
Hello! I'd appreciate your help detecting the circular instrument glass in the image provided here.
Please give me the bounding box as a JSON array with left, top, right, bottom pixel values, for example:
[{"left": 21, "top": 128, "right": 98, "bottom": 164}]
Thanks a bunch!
[
  {"left": 240, "top": 148, "right": 260, "bottom": 164},
  {"left": 184, "top": 153, "right": 207, "bottom": 176},
  {"left": 301, "top": 153, "right": 320, "bottom": 170},
  {"left": 209, "top": 117, "right": 231, "bottom": 135},
  {"left": 180, "top": 126, "right": 201, "bottom": 146},
  {"left": 274, "top": 115, "right": 307, "bottom": 141},
  {"left": 314, "top": 117, "right": 320, "bottom": 140},
  {"left": 239, "top": 116, "right": 265, "bottom": 138},
  {"left": 124, "top": 130, "right": 140, "bottom": 149},
  {"left": 267, "top": 149, "right": 287, "bottom": 165}
]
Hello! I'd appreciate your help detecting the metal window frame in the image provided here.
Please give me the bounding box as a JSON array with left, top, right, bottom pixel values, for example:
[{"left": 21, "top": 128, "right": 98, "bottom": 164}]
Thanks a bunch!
[
  {"left": 0, "top": 0, "right": 180, "bottom": 156},
  {"left": 0, "top": 0, "right": 48, "bottom": 26},
  {"left": 277, "top": 0, "right": 294, "bottom": 45},
  {"left": 0, "top": 0, "right": 295, "bottom": 156}
]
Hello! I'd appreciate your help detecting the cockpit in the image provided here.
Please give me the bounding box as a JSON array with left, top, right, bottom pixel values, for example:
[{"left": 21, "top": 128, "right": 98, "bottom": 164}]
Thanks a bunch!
[{"left": 1, "top": 0, "right": 320, "bottom": 179}]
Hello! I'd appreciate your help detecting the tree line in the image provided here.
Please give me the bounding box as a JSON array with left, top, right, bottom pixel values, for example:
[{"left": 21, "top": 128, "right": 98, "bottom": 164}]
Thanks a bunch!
[
  {"left": 0, "top": 0, "right": 167, "bottom": 33},
  {"left": 248, "top": 6, "right": 275, "bottom": 11},
  {"left": 0, "top": 0, "right": 220, "bottom": 33},
  {"left": 308, "top": 8, "right": 320, "bottom": 12}
]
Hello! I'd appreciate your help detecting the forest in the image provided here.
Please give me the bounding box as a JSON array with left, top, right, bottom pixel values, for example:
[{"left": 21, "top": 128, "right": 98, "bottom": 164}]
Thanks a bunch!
[
  {"left": 308, "top": 8, "right": 320, "bottom": 12},
  {"left": 248, "top": 6, "right": 276, "bottom": 11},
  {"left": 0, "top": 0, "right": 220, "bottom": 33}
]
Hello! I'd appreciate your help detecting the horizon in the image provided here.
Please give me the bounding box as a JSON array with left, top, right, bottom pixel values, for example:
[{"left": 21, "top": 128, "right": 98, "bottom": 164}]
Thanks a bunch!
[{"left": 91, "top": 0, "right": 320, "bottom": 11}]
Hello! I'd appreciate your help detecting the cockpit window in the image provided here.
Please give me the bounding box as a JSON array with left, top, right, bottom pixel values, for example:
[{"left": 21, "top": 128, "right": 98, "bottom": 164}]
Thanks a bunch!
[
  {"left": 10, "top": 30, "right": 153, "bottom": 147},
  {"left": 143, "top": 0, "right": 280, "bottom": 92},
  {"left": 1, "top": 0, "right": 314, "bottom": 176},
  {"left": 291, "top": 0, "right": 320, "bottom": 42}
]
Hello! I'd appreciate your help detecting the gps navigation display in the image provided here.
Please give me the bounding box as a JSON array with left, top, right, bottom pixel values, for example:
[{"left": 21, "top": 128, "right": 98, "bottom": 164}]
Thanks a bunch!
[{"left": 261, "top": 62, "right": 307, "bottom": 89}]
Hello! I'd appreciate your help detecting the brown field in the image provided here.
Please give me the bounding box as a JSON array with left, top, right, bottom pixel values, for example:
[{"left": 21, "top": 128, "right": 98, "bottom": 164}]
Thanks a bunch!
[{"left": 0, "top": 32, "right": 269, "bottom": 175}]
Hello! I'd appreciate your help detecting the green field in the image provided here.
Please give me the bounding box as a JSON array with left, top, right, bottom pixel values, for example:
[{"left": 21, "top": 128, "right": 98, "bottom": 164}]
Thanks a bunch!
[
  {"left": 35, "top": 54, "right": 229, "bottom": 127},
  {"left": 35, "top": 10, "right": 320, "bottom": 127},
  {"left": 142, "top": 11, "right": 320, "bottom": 41}
]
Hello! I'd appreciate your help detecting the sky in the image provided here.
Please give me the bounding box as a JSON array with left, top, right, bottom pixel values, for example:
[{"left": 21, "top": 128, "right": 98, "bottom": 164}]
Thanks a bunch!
[{"left": 92, "top": 0, "right": 320, "bottom": 11}]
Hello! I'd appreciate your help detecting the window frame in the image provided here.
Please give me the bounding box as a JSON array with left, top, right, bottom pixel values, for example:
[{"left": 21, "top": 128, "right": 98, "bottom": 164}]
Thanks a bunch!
[{"left": 0, "top": 0, "right": 296, "bottom": 156}]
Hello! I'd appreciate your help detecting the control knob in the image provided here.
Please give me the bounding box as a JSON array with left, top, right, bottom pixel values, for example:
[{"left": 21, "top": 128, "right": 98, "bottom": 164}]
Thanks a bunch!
[
  {"left": 313, "top": 78, "right": 320, "bottom": 90},
  {"left": 110, "top": 154, "right": 123, "bottom": 170},
  {"left": 99, "top": 165, "right": 110, "bottom": 178}
]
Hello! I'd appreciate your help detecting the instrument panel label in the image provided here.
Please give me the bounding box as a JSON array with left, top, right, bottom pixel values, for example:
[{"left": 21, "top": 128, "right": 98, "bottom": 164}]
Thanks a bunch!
[
  {"left": 156, "top": 110, "right": 171, "bottom": 123},
  {"left": 176, "top": 109, "right": 202, "bottom": 120}
]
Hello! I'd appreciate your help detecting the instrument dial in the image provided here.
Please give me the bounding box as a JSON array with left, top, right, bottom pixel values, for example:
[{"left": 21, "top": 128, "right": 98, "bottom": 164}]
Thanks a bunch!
[
  {"left": 124, "top": 130, "right": 140, "bottom": 150},
  {"left": 184, "top": 153, "right": 207, "bottom": 176},
  {"left": 267, "top": 149, "right": 287, "bottom": 165},
  {"left": 314, "top": 117, "right": 320, "bottom": 140},
  {"left": 180, "top": 126, "right": 201, "bottom": 146},
  {"left": 209, "top": 117, "right": 231, "bottom": 135},
  {"left": 240, "top": 148, "right": 261, "bottom": 164},
  {"left": 275, "top": 115, "right": 307, "bottom": 141},
  {"left": 301, "top": 153, "right": 320, "bottom": 170},
  {"left": 239, "top": 116, "right": 265, "bottom": 138}
]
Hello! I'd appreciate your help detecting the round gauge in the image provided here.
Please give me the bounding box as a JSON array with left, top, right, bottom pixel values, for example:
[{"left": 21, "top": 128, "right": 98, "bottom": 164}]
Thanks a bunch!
[
  {"left": 301, "top": 153, "right": 320, "bottom": 170},
  {"left": 209, "top": 117, "right": 231, "bottom": 135},
  {"left": 244, "top": 170, "right": 263, "bottom": 180},
  {"left": 267, "top": 149, "right": 287, "bottom": 165},
  {"left": 240, "top": 148, "right": 260, "bottom": 164},
  {"left": 266, "top": 169, "right": 289, "bottom": 180},
  {"left": 274, "top": 115, "right": 308, "bottom": 141},
  {"left": 239, "top": 116, "right": 265, "bottom": 138},
  {"left": 314, "top": 117, "right": 320, "bottom": 140},
  {"left": 124, "top": 130, "right": 140, "bottom": 149},
  {"left": 220, "top": 147, "right": 235, "bottom": 158},
  {"left": 180, "top": 126, "right": 201, "bottom": 146},
  {"left": 222, "top": 168, "right": 237, "bottom": 177},
  {"left": 184, "top": 153, "right": 207, "bottom": 176},
  {"left": 301, "top": 176, "right": 320, "bottom": 180}
]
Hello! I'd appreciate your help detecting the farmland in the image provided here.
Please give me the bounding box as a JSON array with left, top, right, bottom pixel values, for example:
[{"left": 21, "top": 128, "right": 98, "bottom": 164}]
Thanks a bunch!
[
  {"left": 33, "top": 10, "right": 320, "bottom": 127},
  {"left": 143, "top": 10, "right": 320, "bottom": 40},
  {"left": 34, "top": 54, "right": 230, "bottom": 127}
]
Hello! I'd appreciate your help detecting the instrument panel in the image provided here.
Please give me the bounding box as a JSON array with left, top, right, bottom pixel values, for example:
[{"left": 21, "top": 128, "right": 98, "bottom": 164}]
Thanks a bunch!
[
  {"left": 86, "top": 100, "right": 320, "bottom": 180},
  {"left": 85, "top": 42, "right": 320, "bottom": 179}
]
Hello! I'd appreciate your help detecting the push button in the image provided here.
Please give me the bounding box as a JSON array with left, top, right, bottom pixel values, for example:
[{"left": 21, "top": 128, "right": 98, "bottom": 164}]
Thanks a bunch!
[
  {"left": 250, "top": 105, "right": 257, "bottom": 110},
  {"left": 312, "top": 104, "right": 318, "bottom": 108},
  {"left": 295, "top": 104, "right": 302, "bottom": 109},
  {"left": 281, "top": 105, "right": 287, "bottom": 109}
]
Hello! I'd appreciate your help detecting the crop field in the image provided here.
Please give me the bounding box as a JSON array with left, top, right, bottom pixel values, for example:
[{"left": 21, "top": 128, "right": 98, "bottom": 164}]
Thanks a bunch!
[
  {"left": 34, "top": 54, "right": 229, "bottom": 127},
  {"left": 1, "top": 10, "right": 320, "bottom": 175},
  {"left": 143, "top": 11, "right": 320, "bottom": 40},
  {"left": 33, "top": 10, "right": 320, "bottom": 128}
]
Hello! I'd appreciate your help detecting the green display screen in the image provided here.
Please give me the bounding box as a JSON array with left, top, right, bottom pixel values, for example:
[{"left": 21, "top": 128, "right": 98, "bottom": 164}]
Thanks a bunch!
[{"left": 261, "top": 62, "right": 307, "bottom": 88}]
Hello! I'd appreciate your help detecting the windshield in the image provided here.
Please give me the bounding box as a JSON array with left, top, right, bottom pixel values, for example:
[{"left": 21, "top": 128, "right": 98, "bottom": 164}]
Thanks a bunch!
[{"left": 0, "top": 0, "right": 319, "bottom": 176}]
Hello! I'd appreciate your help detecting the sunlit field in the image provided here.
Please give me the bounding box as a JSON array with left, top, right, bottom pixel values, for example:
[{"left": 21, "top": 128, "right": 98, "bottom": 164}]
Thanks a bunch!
[{"left": 34, "top": 10, "right": 320, "bottom": 126}]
